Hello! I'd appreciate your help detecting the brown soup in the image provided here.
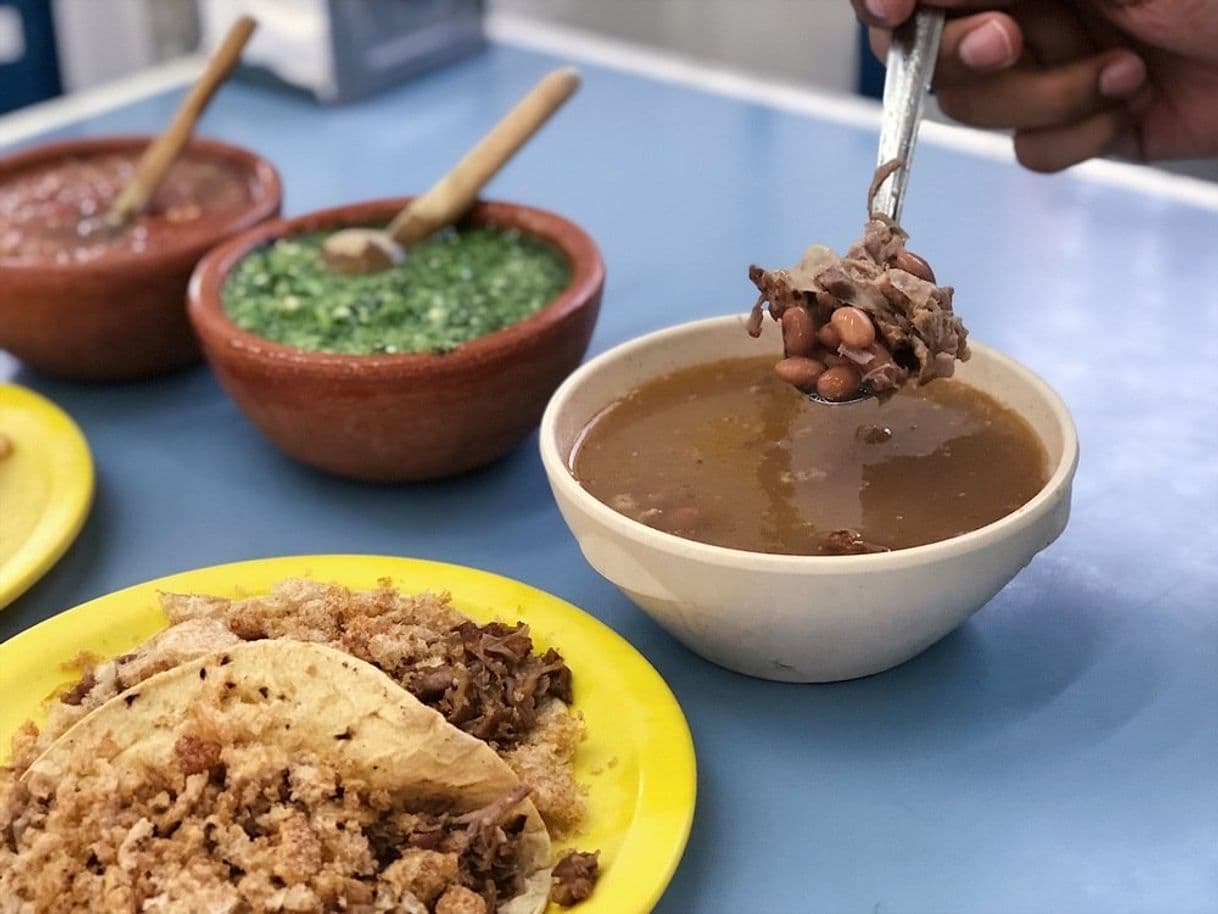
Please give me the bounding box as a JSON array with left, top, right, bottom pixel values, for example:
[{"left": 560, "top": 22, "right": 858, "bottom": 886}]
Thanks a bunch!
[{"left": 570, "top": 356, "right": 1049, "bottom": 555}]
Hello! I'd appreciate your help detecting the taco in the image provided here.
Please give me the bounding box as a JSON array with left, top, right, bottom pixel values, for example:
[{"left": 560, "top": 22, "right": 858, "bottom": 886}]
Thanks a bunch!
[
  {"left": 10, "top": 579, "right": 586, "bottom": 839},
  {"left": 0, "top": 640, "right": 553, "bottom": 914}
]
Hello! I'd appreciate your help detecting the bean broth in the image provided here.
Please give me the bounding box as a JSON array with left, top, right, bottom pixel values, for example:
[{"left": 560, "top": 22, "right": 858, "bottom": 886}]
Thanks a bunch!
[{"left": 571, "top": 356, "right": 1048, "bottom": 555}]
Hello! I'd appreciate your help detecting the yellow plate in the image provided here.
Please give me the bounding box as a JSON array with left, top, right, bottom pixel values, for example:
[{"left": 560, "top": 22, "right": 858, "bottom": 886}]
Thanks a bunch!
[
  {"left": 0, "top": 554, "right": 696, "bottom": 913},
  {"left": 0, "top": 384, "right": 93, "bottom": 610}
]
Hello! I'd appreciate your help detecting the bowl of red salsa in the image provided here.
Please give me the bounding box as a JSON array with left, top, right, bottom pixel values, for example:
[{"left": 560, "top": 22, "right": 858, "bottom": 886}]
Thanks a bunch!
[{"left": 0, "top": 136, "right": 281, "bottom": 380}]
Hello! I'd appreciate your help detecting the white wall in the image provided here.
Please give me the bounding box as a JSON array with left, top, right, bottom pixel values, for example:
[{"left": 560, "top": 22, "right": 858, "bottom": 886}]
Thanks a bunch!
[
  {"left": 51, "top": 0, "right": 197, "bottom": 91},
  {"left": 489, "top": 0, "right": 860, "bottom": 91},
  {"left": 49, "top": 0, "right": 860, "bottom": 94},
  {"left": 52, "top": 0, "right": 157, "bottom": 91}
]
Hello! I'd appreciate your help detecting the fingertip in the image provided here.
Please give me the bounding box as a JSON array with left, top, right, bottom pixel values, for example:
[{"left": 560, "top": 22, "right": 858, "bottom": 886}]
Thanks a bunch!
[
  {"left": 1098, "top": 51, "right": 1146, "bottom": 100},
  {"left": 1014, "top": 109, "right": 1126, "bottom": 173},
  {"left": 869, "top": 27, "right": 891, "bottom": 62},
  {"left": 957, "top": 15, "right": 1022, "bottom": 71},
  {"left": 862, "top": 0, "right": 914, "bottom": 27},
  {"left": 1013, "top": 133, "right": 1063, "bottom": 173},
  {"left": 1107, "top": 129, "right": 1144, "bottom": 162},
  {"left": 935, "top": 87, "right": 973, "bottom": 124}
]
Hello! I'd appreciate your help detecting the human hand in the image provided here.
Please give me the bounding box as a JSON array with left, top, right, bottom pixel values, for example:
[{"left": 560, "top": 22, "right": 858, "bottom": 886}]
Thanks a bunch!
[{"left": 852, "top": 0, "right": 1218, "bottom": 171}]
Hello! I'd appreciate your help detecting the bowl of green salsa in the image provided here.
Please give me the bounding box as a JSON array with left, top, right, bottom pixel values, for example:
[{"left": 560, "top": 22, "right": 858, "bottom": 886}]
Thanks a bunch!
[{"left": 188, "top": 197, "right": 604, "bottom": 481}]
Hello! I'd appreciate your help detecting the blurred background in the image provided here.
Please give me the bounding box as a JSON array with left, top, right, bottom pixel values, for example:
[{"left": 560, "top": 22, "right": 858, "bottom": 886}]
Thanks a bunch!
[
  {"left": 0, "top": 0, "right": 871, "bottom": 112},
  {"left": 2, "top": 0, "right": 1212, "bottom": 179}
]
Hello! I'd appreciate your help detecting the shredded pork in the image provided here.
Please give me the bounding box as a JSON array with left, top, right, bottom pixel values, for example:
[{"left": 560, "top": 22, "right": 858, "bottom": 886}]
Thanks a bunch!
[
  {"left": 747, "top": 217, "right": 969, "bottom": 393},
  {"left": 551, "top": 851, "right": 600, "bottom": 907}
]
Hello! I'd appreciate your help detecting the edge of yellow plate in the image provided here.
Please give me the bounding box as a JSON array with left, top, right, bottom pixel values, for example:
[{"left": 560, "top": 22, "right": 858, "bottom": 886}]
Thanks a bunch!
[
  {"left": 0, "top": 384, "right": 94, "bottom": 610},
  {"left": 0, "top": 554, "right": 696, "bottom": 914}
]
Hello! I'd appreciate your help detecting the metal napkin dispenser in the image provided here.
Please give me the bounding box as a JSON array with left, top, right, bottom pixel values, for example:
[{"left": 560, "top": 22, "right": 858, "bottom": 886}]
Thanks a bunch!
[{"left": 200, "top": 0, "right": 485, "bottom": 104}]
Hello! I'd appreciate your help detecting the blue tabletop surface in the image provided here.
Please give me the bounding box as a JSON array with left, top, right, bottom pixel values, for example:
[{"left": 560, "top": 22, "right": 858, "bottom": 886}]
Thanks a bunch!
[{"left": 3, "top": 39, "right": 1217, "bottom": 914}]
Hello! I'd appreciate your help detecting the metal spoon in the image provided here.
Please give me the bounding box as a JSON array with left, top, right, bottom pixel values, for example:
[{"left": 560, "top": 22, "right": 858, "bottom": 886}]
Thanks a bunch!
[
  {"left": 811, "top": 7, "right": 944, "bottom": 405},
  {"left": 870, "top": 7, "right": 944, "bottom": 223},
  {"left": 321, "top": 67, "right": 580, "bottom": 275}
]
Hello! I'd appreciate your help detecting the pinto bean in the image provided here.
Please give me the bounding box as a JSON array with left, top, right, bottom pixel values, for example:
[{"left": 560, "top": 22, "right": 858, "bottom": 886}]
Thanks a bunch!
[
  {"left": 774, "top": 357, "right": 826, "bottom": 390},
  {"left": 780, "top": 306, "right": 816, "bottom": 358},
  {"left": 816, "top": 323, "right": 841, "bottom": 349},
  {"left": 810, "top": 344, "right": 848, "bottom": 367},
  {"left": 830, "top": 306, "right": 876, "bottom": 349},
  {"left": 893, "top": 250, "right": 936, "bottom": 283},
  {"left": 815, "top": 364, "right": 862, "bottom": 402},
  {"left": 820, "top": 351, "right": 849, "bottom": 368}
]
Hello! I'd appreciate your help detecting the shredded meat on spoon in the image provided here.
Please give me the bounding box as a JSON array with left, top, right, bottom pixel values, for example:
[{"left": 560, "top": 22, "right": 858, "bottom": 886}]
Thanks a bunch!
[{"left": 746, "top": 177, "right": 969, "bottom": 402}]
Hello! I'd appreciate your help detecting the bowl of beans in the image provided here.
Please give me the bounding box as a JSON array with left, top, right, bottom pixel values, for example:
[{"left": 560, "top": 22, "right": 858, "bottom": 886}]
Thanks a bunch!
[
  {"left": 539, "top": 315, "right": 1078, "bottom": 682},
  {"left": 188, "top": 197, "right": 604, "bottom": 482},
  {"left": 0, "top": 136, "right": 282, "bottom": 381}
]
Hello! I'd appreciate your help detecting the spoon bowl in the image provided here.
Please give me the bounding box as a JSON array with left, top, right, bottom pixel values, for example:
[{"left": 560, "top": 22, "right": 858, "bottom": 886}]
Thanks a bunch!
[
  {"left": 319, "top": 228, "right": 405, "bottom": 275},
  {"left": 319, "top": 67, "right": 580, "bottom": 276}
]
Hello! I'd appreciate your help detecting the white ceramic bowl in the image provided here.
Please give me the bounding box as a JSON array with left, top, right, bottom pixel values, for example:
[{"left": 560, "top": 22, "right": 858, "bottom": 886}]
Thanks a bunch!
[{"left": 540, "top": 315, "right": 1079, "bottom": 682}]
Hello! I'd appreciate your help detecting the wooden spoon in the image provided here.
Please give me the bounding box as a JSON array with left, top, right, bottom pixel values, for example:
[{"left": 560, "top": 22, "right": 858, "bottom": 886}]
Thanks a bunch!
[
  {"left": 101, "top": 15, "right": 257, "bottom": 229},
  {"left": 321, "top": 67, "right": 581, "bottom": 275}
]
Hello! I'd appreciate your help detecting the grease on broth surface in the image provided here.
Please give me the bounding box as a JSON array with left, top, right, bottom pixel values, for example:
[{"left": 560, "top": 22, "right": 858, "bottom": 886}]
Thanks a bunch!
[{"left": 570, "top": 355, "right": 1048, "bottom": 555}]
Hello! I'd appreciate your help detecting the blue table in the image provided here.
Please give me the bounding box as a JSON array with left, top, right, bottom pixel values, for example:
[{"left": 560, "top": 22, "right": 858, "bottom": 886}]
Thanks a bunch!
[{"left": 3, "top": 23, "right": 1217, "bottom": 914}]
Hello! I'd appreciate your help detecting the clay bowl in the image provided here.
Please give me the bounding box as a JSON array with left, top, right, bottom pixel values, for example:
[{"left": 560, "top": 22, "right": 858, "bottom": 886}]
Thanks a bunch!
[
  {"left": 188, "top": 198, "right": 604, "bottom": 482},
  {"left": 0, "top": 136, "right": 282, "bottom": 381}
]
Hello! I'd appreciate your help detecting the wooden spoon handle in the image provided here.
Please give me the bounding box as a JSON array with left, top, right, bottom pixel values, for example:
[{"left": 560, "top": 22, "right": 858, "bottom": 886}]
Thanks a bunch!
[
  {"left": 388, "top": 67, "right": 581, "bottom": 246},
  {"left": 107, "top": 15, "right": 257, "bottom": 226}
]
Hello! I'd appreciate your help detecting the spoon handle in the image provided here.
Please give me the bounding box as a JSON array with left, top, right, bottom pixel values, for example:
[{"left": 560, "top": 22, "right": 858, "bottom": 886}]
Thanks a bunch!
[
  {"left": 871, "top": 8, "right": 944, "bottom": 224},
  {"left": 106, "top": 16, "right": 256, "bottom": 226},
  {"left": 389, "top": 67, "right": 581, "bottom": 246}
]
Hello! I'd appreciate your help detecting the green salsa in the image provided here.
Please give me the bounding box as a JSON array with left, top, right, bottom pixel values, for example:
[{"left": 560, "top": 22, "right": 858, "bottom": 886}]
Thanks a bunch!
[{"left": 222, "top": 226, "right": 571, "bottom": 354}]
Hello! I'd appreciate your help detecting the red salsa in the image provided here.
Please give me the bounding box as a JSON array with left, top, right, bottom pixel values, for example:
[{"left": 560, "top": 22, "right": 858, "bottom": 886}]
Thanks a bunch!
[{"left": 0, "top": 152, "right": 253, "bottom": 265}]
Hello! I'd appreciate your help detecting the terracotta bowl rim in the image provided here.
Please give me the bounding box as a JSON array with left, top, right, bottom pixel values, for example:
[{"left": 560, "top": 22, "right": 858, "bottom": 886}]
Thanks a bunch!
[
  {"left": 187, "top": 196, "right": 605, "bottom": 381},
  {"left": 0, "top": 134, "right": 283, "bottom": 277}
]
